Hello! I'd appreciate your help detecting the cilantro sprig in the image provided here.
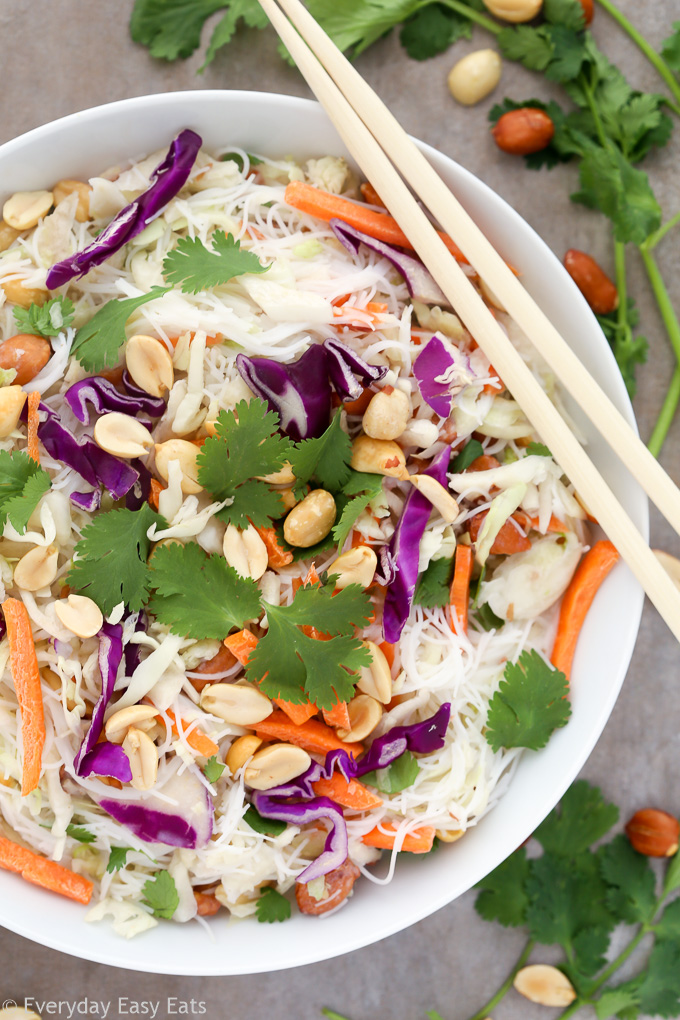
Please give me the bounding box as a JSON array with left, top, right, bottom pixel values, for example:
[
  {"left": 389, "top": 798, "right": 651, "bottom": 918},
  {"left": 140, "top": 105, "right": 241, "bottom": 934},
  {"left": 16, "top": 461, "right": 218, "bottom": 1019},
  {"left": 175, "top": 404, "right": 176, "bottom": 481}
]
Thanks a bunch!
[
  {"left": 0, "top": 450, "right": 52, "bottom": 535},
  {"left": 162, "top": 230, "right": 268, "bottom": 294},
  {"left": 485, "top": 650, "right": 571, "bottom": 752},
  {"left": 71, "top": 288, "right": 169, "bottom": 372},
  {"left": 13, "top": 296, "right": 74, "bottom": 338},
  {"left": 413, "top": 556, "right": 454, "bottom": 610},
  {"left": 142, "top": 870, "right": 179, "bottom": 919},
  {"left": 256, "top": 886, "right": 291, "bottom": 923}
]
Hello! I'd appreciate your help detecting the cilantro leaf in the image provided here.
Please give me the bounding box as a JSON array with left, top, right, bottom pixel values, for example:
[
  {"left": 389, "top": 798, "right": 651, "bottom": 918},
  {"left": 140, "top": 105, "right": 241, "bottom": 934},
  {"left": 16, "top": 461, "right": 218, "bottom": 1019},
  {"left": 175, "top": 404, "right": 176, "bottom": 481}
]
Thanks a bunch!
[
  {"left": 71, "top": 289, "right": 170, "bottom": 371},
  {"left": 484, "top": 650, "right": 571, "bottom": 752},
  {"left": 197, "top": 399, "right": 293, "bottom": 528},
  {"left": 0, "top": 451, "right": 52, "bottom": 534},
  {"left": 595, "top": 983, "right": 642, "bottom": 1020},
  {"left": 638, "top": 939, "right": 680, "bottom": 1017},
  {"left": 256, "top": 886, "right": 291, "bottom": 923},
  {"left": 362, "top": 750, "right": 420, "bottom": 793},
  {"left": 332, "top": 493, "right": 374, "bottom": 551},
  {"left": 200, "top": 0, "right": 268, "bottom": 69},
  {"left": 13, "top": 296, "right": 74, "bottom": 338},
  {"left": 414, "top": 557, "right": 453, "bottom": 609},
  {"left": 67, "top": 505, "right": 164, "bottom": 614},
  {"left": 664, "top": 846, "right": 680, "bottom": 895},
  {"left": 654, "top": 899, "right": 680, "bottom": 941},
  {"left": 306, "top": 0, "right": 418, "bottom": 57},
  {"left": 450, "top": 439, "right": 484, "bottom": 473},
  {"left": 289, "top": 411, "right": 353, "bottom": 496},
  {"left": 162, "top": 230, "right": 268, "bottom": 294},
  {"left": 572, "top": 926, "right": 612, "bottom": 977},
  {"left": 525, "top": 442, "right": 551, "bottom": 457},
  {"left": 204, "top": 756, "right": 226, "bottom": 783},
  {"left": 661, "top": 21, "right": 680, "bottom": 72},
  {"left": 597, "top": 300, "right": 648, "bottom": 398},
  {"left": 542, "top": 0, "right": 586, "bottom": 30},
  {"left": 142, "top": 871, "right": 179, "bottom": 919},
  {"left": 534, "top": 780, "right": 619, "bottom": 857},
  {"left": 473, "top": 603, "right": 505, "bottom": 632},
  {"left": 526, "top": 850, "right": 615, "bottom": 947},
  {"left": 497, "top": 26, "right": 554, "bottom": 72},
  {"left": 66, "top": 824, "right": 96, "bottom": 843},
  {"left": 399, "top": 4, "right": 472, "bottom": 61},
  {"left": 148, "top": 542, "right": 262, "bottom": 639},
  {"left": 106, "top": 847, "right": 130, "bottom": 874},
  {"left": 248, "top": 581, "right": 373, "bottom": 709},
  {"left": 544, "top": 25, "right": 587, "bottom": 83},
  {"left": 244, "top": 805, "right": 287, "bottom": 837},
  {"left": 475, "top": 847, "right": 530, "bottom": 927},
  {"left": 600, "top": 834, "right": 657, "bottom": 924},
  {"left": 130, "top": 0, "right": 226, "bottom": 59},
  {"left": 572, "top": 147, "right": 662, "bottom": 245}
]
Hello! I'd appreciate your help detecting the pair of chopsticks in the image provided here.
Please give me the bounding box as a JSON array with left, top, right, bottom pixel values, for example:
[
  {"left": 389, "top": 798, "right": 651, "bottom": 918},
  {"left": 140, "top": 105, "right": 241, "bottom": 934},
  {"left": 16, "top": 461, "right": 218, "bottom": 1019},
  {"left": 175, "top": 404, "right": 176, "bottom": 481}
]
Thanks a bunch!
[{"left": 258, "top": 0, "right": 680, "bottom": 644}]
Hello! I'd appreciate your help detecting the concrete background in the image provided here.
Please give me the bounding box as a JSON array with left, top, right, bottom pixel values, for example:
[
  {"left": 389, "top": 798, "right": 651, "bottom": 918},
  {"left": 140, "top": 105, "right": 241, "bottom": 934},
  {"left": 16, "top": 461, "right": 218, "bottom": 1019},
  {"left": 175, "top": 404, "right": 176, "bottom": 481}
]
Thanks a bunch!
[{"left": 1, "top": 1, "right": 679, "bottom": 1017}]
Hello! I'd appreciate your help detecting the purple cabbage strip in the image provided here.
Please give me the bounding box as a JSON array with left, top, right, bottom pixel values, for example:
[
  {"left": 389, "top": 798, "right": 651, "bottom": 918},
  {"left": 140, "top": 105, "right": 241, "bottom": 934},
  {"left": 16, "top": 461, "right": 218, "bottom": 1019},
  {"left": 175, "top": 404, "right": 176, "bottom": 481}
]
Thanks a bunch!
[
  {"left": 70, "top": 489, "right": 101, "bottom": 513},
  {"left": 123, "top": 610, "right": 147, "bottom": 676},
  {"left": 383, "top": 445, "right": 452, "bottom": 643},
  {"left": 374, "top": 546, "right": 397, "bottom": 587},
  {"left": 74, "top": 622, "right": 123, "bottom": 776},
  {"left": 354, "top": 703, "right": 451, "bottom": 775},
  {"left": 252, "top": 794, "right": 348, "bottom": 884},
  {"left": 330, "top": 218, "right": 447, "bottom": 305},
  {"left": 99, "top": 770, "right": 214, "bottom": 849},
  {"left": 78, "top": 742, "right": 133, "bottom": 783},
  {"left": 236, "top": 345, "right": 331, "bottom": 441},
  {"left": 125, "top": 458, "right": 152, "bottom": 510},
  {"left": 323, "top": 338, "right": 388, "bottom": 401},
  {"left": 98, "top": 799, "right": 202, "bottom": 849},
  {"left": 413, "top": 335, "right": 456, "bottom": 419},
  {"left": 46, "top": 129, "right": 202, "bottom": 288},
  {"left": 65, "top": 376, "right": 165, "bottom": 425}
]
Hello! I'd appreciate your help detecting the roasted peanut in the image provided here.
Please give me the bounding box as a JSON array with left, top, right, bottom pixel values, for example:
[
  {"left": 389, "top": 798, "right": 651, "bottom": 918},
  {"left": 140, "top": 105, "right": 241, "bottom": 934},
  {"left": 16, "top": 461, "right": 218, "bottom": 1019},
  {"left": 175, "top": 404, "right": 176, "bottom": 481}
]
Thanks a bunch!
[
  {"left": 0, "top": 220, "right": 21, "bottom": 252},
  {"left": 296, "top": 859, "right": 361, "bottom": 916},
  {"left": 327, "top": 546, "right": 377, "bottom": 589},
  {"left": 482, "top": 0, "right": 543, "bottom": 21},
  {"left": 256, "top": 462, "right": 296, "bottom": 485},
  {"left": 577, "top": 0, "right": 594, "bottom": 23},
  {"left": 225, "top": 734, "right": 263, "bottom": 775},
  {"left": 13, "top": 544, "right": 59, "bottom": 591},
  {"left": 337, "top": 694, "right": 383, "bottom": 742},
  {"left": 200, "top": 681, "right": 273, "bottom": 727},
  {"left": 154, "top": 439, "right": 203, "bottom": 494},
  {"left": 0, "top": 334, "right": 51, "bottom": 385},
  {"left": 105, "top": 705, "right": 159, "bottom": 744},
  {"left": 514, "top": 965, "right": 576, "bottom": 1007},
  {"left": 356, "top": 642, "right": 392, "bottom": 704},
  {"left": 625, "top": 808, "right": 680, "bottom": 857},
  {"left": 3, "top": 190, "right": 53, "bottom": 231},
  {"left": 223, "top": 523, "right": 268, "bottom": 580},
  {"left": 54, "top": 594, "right": 103, "bottom": 639},
  {"left": 277, "top": 486, "right": 300, "bottom": 513},
  {"left": 52, "top": 179, "right": 91, "bottom": 222},
  {"left": 350, "top": 434, "right": 408, "bottom": 478},
  {"left": 125, "top": 334, "right": 174, "bottom": 397},
  {"left": 0, "top": 279, "right": 48, "bottom": 310},
  {"left": 563, "top": 249, "right": 619, "bottom": 315},
  {"left": 94, "top": 412, "right": 154, "bottom": 459},
  {"left": 123, "top": 726, "right": 159, "bottom": 790},
  {"left": 0, "top": 386, "right": 27, "bottom": 438},
  {"left": 244, "top": 743, "right": 312, "bottom": 790},
  {"left": 448, "top": 50, "right": 502, "bottom": 106},
  {"left": 283, "top": 489, "right": 336, "bottom": 548},
  {"left": 435, "top": 828, "right": 464, "bottom": 843},
  {"left": 362, "top": 387, "right": 410, "bottom": 441},
  {"left": 492, "top": 108, "right": 555, "bottom": 155},
  {"left": 409, "top": 474, "right": 459, "bottom": 523}
]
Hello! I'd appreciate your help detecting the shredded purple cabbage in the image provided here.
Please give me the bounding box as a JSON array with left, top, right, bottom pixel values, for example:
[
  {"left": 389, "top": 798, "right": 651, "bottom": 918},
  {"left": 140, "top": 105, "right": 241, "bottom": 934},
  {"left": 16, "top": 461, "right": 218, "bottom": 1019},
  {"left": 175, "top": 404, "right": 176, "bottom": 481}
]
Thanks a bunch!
[
  {"left": 78, "top": 741, "right": 133, "bottom": 783},
  {"left": 123, "top": 611, "right": 147, "bottom": 676},
  {"left": 413, "top": 336, "right": 456, "bottom": 418},
  {"left": 374, "top": 546, "right": 397, "bottom": 587},
  {"left": 70, "top": 490, "right": 101, "bottom": 512},
  {"left": 355, "top": 703, "right": 451, "bottom": 774},
  {"left": 323, "top": 338, "right": 388, "bottom": 401},
  {"left": 74, "top": 622, "right": 123, "bottom": 776},
  {"left": 252, "top": 794, "right": 348, "bottom": 884},
  {"left": 65, "top": 376, "right": 166, "bottom": 425},
  {"left": 236, "top": 345, "right": 331, "bottom": 441},
  {"left": 383, "top": 445, "right": 452, "bottom": 643},
  {"left": 99, "top": 770, "right": 213, "bottom": 849},
  {"left": 46, "top": 129, "right": 202, "bottom": 288},
  {"left": 330, "top": 218, "right": 447, "bottom": 305},
  {"left": 124, "top": 459, "right": 152, "bottom": 511}
]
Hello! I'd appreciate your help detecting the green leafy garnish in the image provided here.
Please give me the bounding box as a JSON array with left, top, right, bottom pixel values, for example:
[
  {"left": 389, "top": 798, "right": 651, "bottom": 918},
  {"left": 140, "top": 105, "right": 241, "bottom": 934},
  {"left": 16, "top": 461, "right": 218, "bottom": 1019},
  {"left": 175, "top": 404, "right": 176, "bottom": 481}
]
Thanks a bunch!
[
  {"left": 13, "top": 296, "right": 74, "bottom": 338},
  {"left": 244, "top": 805, "right": 287, "bottom": 837},
  {"left": 106, "top": 847, "right": 131, "bottom": 873},
  {"left": 413, "top": 557, "right": 453, "bottom": 609},
  {"left": 524, "top": 442, "right": 552, "bottom": 457},
  {"left": 450, "top": 439, "right": 484, "bottom": 473},
  {"left": 0, "top": 451, "right": 52, "bottom": 535},
  {"left": 71, "top": 288, "right": 170, "bottom": 371},
  {"left": 256, "top": 886, "right": 291, "bottom": 923},
  {"left": 142, "top": 871, "right": 179, "bottom": 919},
  {"left": 533, "top": 781, "right": 619, "bottom": 857},
  {"left": 597, "top": 299, "right": 647, "bottom": 399},
  {"left": 399, "top": 3, "right": 476, "bottom": 60},
  {"left": 66, "top": 824, "right": 96, "bottom": 844},
  {"left": 485, "top": 650, "right": 571, "bottom": 752},
  {"left": 247, "top": 579, "right": 373, "bottom": 709},
  {"left": 473, "top": 603, "right": 505, "bottom": 632},
  {"left": 130, "top": 0, "right": 268, "bottom": 65},
  {"left": 162, "top": 230, "right": 268, "bottom": 293},
  {"left": 331, "top": 471, "right": 384, "bottom": 551},
  {"left": 204, "top": 756, "right": 226, "bottom": 783},
  {"left": 148, "top": 541, "right": 262, "bottom": 639},
  {"left": 67, "top": 505, "right": 164, "bottom": 614},
  {"left": 289, "top": 411, "right": 353, "bottom": 496},
  {"left": 363, "top": 751, "right": 420, "bottom": 793}
]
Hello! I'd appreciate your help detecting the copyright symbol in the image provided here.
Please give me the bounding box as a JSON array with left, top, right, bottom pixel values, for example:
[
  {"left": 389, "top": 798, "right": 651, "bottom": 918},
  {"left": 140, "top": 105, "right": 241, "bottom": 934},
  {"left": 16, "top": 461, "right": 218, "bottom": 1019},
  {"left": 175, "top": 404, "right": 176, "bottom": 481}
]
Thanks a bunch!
[{"left": 2, "top": 1000, "right": 18, "bottom": 1010}]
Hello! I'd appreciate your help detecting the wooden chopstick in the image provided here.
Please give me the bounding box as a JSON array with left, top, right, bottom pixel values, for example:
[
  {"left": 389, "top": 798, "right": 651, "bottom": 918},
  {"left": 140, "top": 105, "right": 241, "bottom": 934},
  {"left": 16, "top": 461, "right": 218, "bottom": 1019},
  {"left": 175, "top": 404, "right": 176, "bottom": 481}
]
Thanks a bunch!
[
  {"left": 272, "top": 0, "right": 680, "bottom": 544},
  {"left": 258, "top": 0, "right": 680, "bottom": 645}
]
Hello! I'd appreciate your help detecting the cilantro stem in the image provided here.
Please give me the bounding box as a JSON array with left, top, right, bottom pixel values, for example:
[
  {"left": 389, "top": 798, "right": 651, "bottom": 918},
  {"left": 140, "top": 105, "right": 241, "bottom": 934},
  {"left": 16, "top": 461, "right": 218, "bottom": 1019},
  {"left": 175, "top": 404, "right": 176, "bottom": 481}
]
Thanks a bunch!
[
  {"left": 434, "top": 0, "right": 501, "bottom": 36},
  {"left": 643, "top": 209, "right": 680, "bottom": 252},
  {"left": 464, "top": 938, "right": 535, "bottom": 1020},
  {"left": 593, "top": 0, "right": 680, "bottom": 115},
  {"left": 648, "top": 365, "right": 680, "bottom": 458},
  {"left": 614, "top": 240, "right": 628, "bottom": 334},
  {"left": 638, "top": 245, "right": 680, "bottom": 453}
]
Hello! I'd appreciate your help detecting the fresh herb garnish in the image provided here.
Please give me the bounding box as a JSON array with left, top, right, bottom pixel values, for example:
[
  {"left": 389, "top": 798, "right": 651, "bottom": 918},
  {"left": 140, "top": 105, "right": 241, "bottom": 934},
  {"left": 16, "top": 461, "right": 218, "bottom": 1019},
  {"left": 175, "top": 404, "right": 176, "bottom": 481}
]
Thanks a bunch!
[
  {"left": 203, "top": 756, "right": 226, "bottom": 783},
  {"left": 485, "top": 649, "right": 571, "bottom": 752},
  {"left": 473, "top": 602, "right": 505, "bottom": 632},
  {"left": 0, "top": 450, "right": 52, "bottom": 535},
  {"left": 106, "top": 847, "right": 131, "bottom": 873},
  {"left": 256, "top": 886, "right": 291, "bottom": 923},
  {"left": 363, "top": 751, "right": 420, "bottom": 793},
  {"left": 141, "top": 870, "right": 179, "bottom": 919},
  {"left": 71, "top": 289, "right": 169, "bottom": 371},
  {"left": 332, "top": 471, "right": 384, "bottom": 551},
  {"left": 66, "top": 824, "right": 96, "bottom": 844},
  {"left": 413, "top": 556, "right": 454, "bottom": 609},
  {"left": 524, "top": 441, "right": 552, "bottom": 457},
  {"left": 162, "top": 230, "right": 268, "bottom": 294},
  {"left": 450, "top": 439, "right": 484, "bottom": 473},
  {"left": 244, "top": 805, "right": 287, "bottom": 837},
  {"left": 289, "top": 410, "right": 353, "bottom": 496},
  {"left": 13, "top": 296, "right": 74, "bottom": 338}
]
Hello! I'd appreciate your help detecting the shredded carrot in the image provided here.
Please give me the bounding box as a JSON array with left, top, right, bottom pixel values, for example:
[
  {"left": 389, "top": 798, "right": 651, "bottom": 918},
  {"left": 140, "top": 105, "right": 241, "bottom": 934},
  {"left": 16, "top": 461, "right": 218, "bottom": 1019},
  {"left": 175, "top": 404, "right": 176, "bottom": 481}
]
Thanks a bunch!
[
  {"left": 343, "top": 388, "right": 374, "bottom": 415},
  {"left": 276, "top": 699, "right": 318, "bottom": 725},
  {"left": 285, "top": 181, "right": 467, "bottom": 262},
  {"left": 312, "top": 773, "right": 383, "bottom": 811},
  {"left": 255, "top": 711, "right": 363, "bottom": 757},
  {"left": 26, "top": 390, "right": 40, "bottom": 464},
  {"left": 148, "top": 478, "right": 164, "bottom": 511},
  {"left": 551, "top": 540, "right": 619, "bottom": 682},
  {"left": 167, "top": 332, "right": 223, "bottom": 348},
  {"left": 361, "top": 823, "right": 436, "bottom": 853},
  {"left": 449, "top": 545, "right": 473, "bottom": 634},
  {"left": 379, "top": 641, "right": 396, "bottom": 669},
  {"left": 322, "top": 698, "right": 351, "bottom": 730},
  {"left": 0, "top": 835, "right": 93, "bottom": 904},
  {"left": 164, "top": 708, "right": 219, "bottom": 758},
  {"left": 2, "top": 598, "right": 44, "bottom": 796},
  {"left": 333, "top": 301, "right": 389, "bottom": 330},
  {"left": 468, "top": 512, "right": 532, "bottom": 555},
  {"left": 360, "top": 181, "right": 385, "bottom": 207},
  {"left": 252, "top": 523, "right": 293, "bottom": 568},
  {"left": 193, "top": 644, "right": 237, "bottom": 675},
  {"left": 466, "top": 454, "right": 501, "bottom": 472},
  {"left": 523, "top": 513, "right": 569, "bottom": 534},
  {"left": 223, "top": 628, "right": 259, "bottom": 666},
  {"left": 98, "top": 365, "right": 126, "bottom": 387}
]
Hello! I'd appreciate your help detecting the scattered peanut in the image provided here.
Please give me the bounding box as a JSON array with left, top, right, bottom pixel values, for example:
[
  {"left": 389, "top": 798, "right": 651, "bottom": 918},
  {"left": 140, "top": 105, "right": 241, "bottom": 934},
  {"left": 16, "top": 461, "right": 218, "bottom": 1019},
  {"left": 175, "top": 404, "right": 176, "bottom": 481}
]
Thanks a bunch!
[
  {"left": 105, "top": 705, "right": 159, "bottom": 744},
  {"left": 577, "top": 0, "right": 594, "bottom": 23},
  {"left": 625, "top": 808, "right": 680, "bottom": 857},
  {"left": 223, "top": 523, "right": 268, "bottom": 581},
  {"left": 435, "top": 828, "right": 465, "bottom": 843},
  {"left": 125, "top": 334, "right": 174, "bottom": 397},
  {"left": 225, "top": 734, "right": 263, "bottom": 775},
  {"left": 54, "top": 594, "right": 103, "bottom": 639},
  {"left": 563, "top": 249, "right": 619, "bottom": 315},
  {"left": 0, "top": 220, "right": 21, "bottom": 252},
  {"left": 256, "top": 462, "right": 296, "bottom": 485},
  {"left": 3, "top": 190, "right": 53, "bottom": 231},
  {"left": 200, "top": 681, "right": 273, "bottom": 727},
  {"left": 409, "top": 474, "right": 460, "bottom": 523},
  {"left": 13, "top": 544, "right": 59, "bottom": 591},
  {"left": 244, "top": 743, "right": 312, "bottom": 791},
  {"left": 337, "top": 694, "right": 383, "bottom": 742},
  {"left": 0, "top": 334, "right": 52, "bottom": 385},
  {"left": 482, "top": 0, "right": 543, "bottom": 22},
  {"left": 350, "top": 434, "right": 408, "bottom": 478},
  {"left": 356, "top": 642, "right": 393, "bottom": 704},
  {"left": 327, "top": 546, "right": 377, "bottom": 589},
  {"left": 42, "top": 667, "right": 79, "bottom": 713},
  {"left": 513, "top": 965, "right": 577, "bottom": 1007},
  {"left": 123, "top": 725, "right": 159, "bottom": 790},
  {"left": 447, "top": 50, "right": 502, "bottom": 106},
  {"left": 283, "top": 489, "right": 337, "bottom": 548},
  {"left": 277, "top": 486, "right": 300, "bottom": 513},
  {"left": 362, "top": 387, "right": 410, "bottom": 441},
  {"left": 0, "top": 1006, "right": 44, "bottom": 1020},
  {"left": 492, "top": 108, "right": 555, "bottom": 156},
  {"left": 0, "top": 279, "right": 48, "bottom": 310},
  {"left": 94, "top": 412, "right": 155, "bottom": 459},
  {"left": 0, "top": 385, "right": 27, "bottom": 438},
  {"left": 154, "top": 439, "right": 203, "bottom": 494},
  {"left": 52, "top": 179, "right": 91, "bottom": 222}
]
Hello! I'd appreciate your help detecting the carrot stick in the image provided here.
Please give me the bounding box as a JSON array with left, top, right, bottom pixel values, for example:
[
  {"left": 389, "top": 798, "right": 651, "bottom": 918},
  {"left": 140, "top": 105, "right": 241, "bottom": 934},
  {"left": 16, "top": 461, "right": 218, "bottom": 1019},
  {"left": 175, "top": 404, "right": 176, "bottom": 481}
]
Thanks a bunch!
[
  {"left": 255, "top": 711, "right": 363, "bottom": 757},
  {"left": 148, "top": 478, "right": 164, "bottom": 511},
  {"left": 252, "top": 524, "right": 294, "bottom": 568},
  {"left": 525, "top": 513, "right": 569, "bottom": 534},
  {"left": 343, "top": 387, "right": 374, "bottom": 415},
  {"left": 449, "top": 545, "right": 474, "bottom": 635},
  {"left": 223, "top": 628, "right": 259, "bottom": 665},
  {"left": 26, "top": 390, "right": 40, "bottom": 464},
  {"left": 276, "top": 699, "right": 318, "bottom": 725},
  {"left": 468, "top": 512, "right": 532, "bottom": 555},
  {"left": 322, "top": 698, "right": 351, "bottom": 730},
  {"left": 551, "top": 540, "right": 619, "bottom": 682},
  {"left": 2, "top": 598, "right": 44, "bottom": 796},
  {"left": 164, "top": 708, "right": 219, "bottom": 758},
  {"left": 361, "top": 823, "right": 436, "bottom": 853},
  {"left": 312, "top": 773, "right": 383, "bottom": 811},
  {"left": 360, "top": 181, "right": 385, "bottom": 207},
  {"left": 0, "top": 835, "right": 93, "bottom": 904},
  {"left": 379, "top": 641, "right": 395, "bottom": 669},
  {"left": 285, "top": 181, "right": 467, "bottom": 262}
]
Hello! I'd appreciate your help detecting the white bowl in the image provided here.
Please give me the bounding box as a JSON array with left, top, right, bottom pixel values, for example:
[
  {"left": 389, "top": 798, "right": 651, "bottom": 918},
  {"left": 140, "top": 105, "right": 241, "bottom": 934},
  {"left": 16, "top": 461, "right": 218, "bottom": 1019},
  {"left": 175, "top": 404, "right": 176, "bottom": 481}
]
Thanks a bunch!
[{"left": 0, "top": 90, "right": 646, "bottom": 975}]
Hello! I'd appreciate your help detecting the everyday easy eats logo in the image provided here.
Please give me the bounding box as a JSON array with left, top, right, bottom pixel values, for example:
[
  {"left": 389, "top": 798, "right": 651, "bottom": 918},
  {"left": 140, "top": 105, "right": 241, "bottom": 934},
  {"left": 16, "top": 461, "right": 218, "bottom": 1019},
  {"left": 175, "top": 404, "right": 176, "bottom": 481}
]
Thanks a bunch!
[{"left": 9, "top": 999, "right": 208, "bottom": 1017}]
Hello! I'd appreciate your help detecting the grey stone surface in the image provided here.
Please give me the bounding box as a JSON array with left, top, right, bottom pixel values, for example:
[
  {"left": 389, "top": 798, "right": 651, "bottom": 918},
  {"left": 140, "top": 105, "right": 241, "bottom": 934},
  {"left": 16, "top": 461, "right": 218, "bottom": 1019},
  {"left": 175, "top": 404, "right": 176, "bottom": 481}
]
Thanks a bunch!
[{"left": 1, "top": 1, "right": 679, "bottom": 1017}]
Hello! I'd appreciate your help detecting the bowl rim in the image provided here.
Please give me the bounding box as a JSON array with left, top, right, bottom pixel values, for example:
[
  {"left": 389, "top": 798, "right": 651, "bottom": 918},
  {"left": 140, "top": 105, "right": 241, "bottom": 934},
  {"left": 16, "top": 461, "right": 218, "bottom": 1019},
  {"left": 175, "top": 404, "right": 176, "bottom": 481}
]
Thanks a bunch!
[{"left": 0, "top": 88, "right": 647, "bottom": 975}]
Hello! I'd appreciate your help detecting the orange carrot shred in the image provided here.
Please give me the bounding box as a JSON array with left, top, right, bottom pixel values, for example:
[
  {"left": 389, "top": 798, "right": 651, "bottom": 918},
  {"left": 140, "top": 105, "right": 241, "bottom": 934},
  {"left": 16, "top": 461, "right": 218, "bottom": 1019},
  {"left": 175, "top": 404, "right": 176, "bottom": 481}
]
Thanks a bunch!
[
  {"left": 275, "top": 699, "right": 318, "bottom": 725},
  {"left": 551, "top": 540, "right": 619, "bottom": 682},
  {"left": 468, "top": 512, "right": 532, "bottom": 555},
  {"left": 312, "top": 773, "right": 383, "bottom": 811},
  {"left": 0, "top": 835, "right": 93, "bottom": 904},
  {"left": 164, "top": 708, "right": 219, "bottom": 758},
  {"left": 252, "top": 523, "right": 293, "bottom": 568},
  {"left": 361, "top": 823, "right": 436, "bottom": 853},
  {"left": 379, "top": 641, "right": 396, "bottom": 669},
  {"left": 2, "top": 598, "right": 44, "bottom": 796},
  {"left": 255, "top": 711, "right": 363, "bottom": 757},
  {"left": 449, "top": 545, "right": 473, "bottom": 635},
  {"left": 343, "top": 388, "right": 374, "bottom": 415},
  {"left": 223, "top": 628, "right": 259, "bottom": 666},
  {"left": 26, "top": 390, "right": 40, "bottom": 464},
  {"left": 322, "top": 698, "right": 351, "bottom": 730},
  {"left": 148, "top": 478, "right": 164, "bottom": 511}
]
